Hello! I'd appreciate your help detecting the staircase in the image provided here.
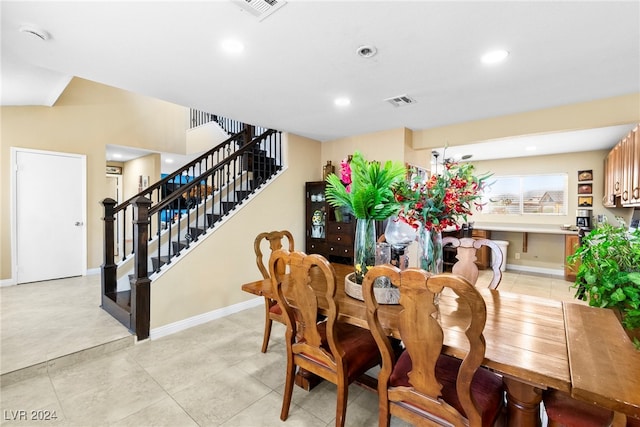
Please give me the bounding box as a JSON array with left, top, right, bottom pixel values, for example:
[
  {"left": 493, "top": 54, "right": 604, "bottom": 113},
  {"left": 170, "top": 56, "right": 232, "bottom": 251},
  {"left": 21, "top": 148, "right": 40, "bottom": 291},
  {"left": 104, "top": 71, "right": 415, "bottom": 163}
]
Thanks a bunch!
[{"left": 100, "top": 120, "right": 283, "bottom": 340}]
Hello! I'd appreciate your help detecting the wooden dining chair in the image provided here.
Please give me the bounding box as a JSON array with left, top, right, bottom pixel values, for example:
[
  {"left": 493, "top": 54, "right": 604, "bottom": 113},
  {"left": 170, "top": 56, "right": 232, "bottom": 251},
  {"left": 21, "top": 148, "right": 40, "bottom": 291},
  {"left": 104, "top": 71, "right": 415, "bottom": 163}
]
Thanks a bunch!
[
  {"left": 254, "top": 230, "right": 294, "bottom": 353},
  {"left": 270, "top": 249, "right": 382, "bottom": 427},
  {"left": 442, "top": 236, "right": 503, "bottom": 289},
  {"left": 362, "top": 265, "right": 505, "bottom": 427},
  {"left": 543, "top": 390, "right": 639, "bottom": 427}
]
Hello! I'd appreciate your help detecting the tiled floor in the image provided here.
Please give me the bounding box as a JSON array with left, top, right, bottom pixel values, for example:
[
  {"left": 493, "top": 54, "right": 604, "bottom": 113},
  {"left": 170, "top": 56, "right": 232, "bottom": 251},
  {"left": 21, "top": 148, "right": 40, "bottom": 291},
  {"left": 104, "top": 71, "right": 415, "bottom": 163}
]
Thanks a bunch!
[{"left": 0, "top": 269, "right": 581, "bottom": 426}]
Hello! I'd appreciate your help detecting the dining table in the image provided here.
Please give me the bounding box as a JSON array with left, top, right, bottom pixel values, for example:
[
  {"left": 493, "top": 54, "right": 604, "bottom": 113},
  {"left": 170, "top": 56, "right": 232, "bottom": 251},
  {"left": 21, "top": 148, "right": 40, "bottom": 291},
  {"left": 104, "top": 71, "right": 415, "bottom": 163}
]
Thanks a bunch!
[{"left": 241, "top": 262, "right": 640, "bottom": 427}]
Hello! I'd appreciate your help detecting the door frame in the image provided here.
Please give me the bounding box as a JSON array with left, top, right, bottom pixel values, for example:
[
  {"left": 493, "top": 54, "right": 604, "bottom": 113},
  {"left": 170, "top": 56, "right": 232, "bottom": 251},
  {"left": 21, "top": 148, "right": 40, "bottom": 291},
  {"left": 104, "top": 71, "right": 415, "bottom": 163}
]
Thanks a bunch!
[
  {"left": 106, "top": 173, "right": 123, "bottom": 258},
  {"left": 10, "top": 147, "right": 87, "bottom": 285}
]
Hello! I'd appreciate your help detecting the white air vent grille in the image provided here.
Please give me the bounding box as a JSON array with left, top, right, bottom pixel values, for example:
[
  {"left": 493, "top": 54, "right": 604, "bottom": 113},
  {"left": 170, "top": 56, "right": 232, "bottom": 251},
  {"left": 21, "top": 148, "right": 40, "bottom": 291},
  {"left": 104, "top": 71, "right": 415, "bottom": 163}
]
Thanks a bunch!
[
  {"left": 385, "top": 94, "right": 417, "bottom": 107},
  {"left": 233, "top": 0, "right": 286, "bottom": 21}
]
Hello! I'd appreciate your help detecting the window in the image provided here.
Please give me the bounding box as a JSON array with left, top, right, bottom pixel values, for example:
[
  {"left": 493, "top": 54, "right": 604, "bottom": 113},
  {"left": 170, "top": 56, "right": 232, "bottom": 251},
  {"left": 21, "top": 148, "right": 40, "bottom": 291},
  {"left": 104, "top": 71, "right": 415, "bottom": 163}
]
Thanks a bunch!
[{"left": 481, "top": 174, "right": 568, "bottom": 215}]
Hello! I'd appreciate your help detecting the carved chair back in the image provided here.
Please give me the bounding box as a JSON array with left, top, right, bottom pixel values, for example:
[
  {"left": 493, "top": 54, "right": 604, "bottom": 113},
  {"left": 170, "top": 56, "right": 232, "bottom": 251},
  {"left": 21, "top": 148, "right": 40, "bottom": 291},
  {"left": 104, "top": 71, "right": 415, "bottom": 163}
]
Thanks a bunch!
[
  {"left": 442, "top": 236, "right": 503, "bottom": 289},
  {"left": 362, "top": 265, "right": 491, "bottom": 426}
]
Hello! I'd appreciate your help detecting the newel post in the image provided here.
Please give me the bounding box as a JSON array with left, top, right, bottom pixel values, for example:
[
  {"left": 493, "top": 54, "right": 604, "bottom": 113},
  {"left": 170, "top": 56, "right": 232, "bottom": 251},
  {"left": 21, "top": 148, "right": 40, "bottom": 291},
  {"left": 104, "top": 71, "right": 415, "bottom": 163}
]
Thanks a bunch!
[
  {"left": 132, "top": 196, "right": 152, "bottom": 340},
  {"left": 101, "top": 198, "right": 117, "bottom": 301}
]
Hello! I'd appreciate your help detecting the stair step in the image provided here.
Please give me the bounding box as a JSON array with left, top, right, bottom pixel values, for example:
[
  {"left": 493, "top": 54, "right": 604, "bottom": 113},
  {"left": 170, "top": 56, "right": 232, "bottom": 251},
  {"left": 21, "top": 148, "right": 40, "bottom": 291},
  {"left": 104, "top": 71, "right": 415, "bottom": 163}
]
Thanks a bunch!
[
  {"left": 235, "top": 190, "right": 253, "bottom": 199},
  {"left": 188, "top": 226, "right": 207, "bottom": 240},
  {"left": 222, "top": 201, "right": 236, "bottom": 213},
  {"left": 172, "top": 241, "right": 188, "bottom": 253},
  {"left": 151, "top": 256, "right": 171, "bottom": 271},
  {"left": 206, "top": 213, "right": 222, "bottom": 226},
  {"left": 102, "top": 290, "right": 132, "bottom": 330}
]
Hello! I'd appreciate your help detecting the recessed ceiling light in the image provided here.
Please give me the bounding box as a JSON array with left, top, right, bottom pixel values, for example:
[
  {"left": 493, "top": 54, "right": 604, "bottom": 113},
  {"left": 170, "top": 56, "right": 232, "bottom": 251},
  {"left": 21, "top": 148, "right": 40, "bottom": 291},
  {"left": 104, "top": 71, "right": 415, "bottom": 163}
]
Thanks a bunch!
[
  {"left": 334, "top": 97, "right": 351, "bottom": 107},
  {"left": 221, "top": 39, "right": 244, "bottom": 54},
  {"left": 165, "top": 158, "right": 174, "bottom": 164},
  {"left": 112, "top": 153, "right": 122, "bottom": 159},
  {"left": 481, "top": 49, "right": 509, "bottom": 64}
]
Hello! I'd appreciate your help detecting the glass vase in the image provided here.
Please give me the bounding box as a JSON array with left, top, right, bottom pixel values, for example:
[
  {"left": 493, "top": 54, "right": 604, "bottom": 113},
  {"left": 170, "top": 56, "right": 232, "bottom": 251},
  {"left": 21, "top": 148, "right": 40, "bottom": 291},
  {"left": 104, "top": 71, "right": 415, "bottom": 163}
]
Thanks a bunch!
[
  {"left": 354, "top": 218, "right": 376, "bottom": 284},
  {"left": 418, "top": 227, "right": 443, "bottom": 274},
  {"left": 384, "top": 216, "right": 417, "bottom": 270}
]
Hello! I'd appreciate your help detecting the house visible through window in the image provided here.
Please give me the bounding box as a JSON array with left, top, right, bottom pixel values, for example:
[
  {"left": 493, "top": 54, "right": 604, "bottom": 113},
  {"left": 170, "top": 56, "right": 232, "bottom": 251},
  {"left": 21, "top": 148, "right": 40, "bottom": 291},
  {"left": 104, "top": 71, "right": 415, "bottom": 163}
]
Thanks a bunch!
[{"left": 481, "top": 174, "right": 568, "bottom": 215}]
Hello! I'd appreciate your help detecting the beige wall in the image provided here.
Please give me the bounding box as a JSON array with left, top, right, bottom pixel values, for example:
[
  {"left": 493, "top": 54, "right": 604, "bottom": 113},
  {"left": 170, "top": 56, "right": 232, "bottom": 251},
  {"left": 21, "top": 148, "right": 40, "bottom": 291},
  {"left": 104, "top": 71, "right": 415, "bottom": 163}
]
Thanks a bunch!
[
  {"left": 0, "top": 78, "right": 188, "bottom": 280},
  {"left": 412, "top": 93, "right": 640, "bottom": 149},
  {"left": 150, "top": 133, "right": 320, "bottom": 328},
  {"left": 185, "top": 122, "right": 229, "bottom": 154},
  {"left": 320, "top": 127, "right": 420, "bottom": 168}
]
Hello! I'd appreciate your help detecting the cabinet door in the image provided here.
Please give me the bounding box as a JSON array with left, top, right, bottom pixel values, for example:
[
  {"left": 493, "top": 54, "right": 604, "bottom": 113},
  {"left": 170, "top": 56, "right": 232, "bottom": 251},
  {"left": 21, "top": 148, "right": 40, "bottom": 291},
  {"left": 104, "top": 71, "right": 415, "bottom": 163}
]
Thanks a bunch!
[
  {"left": 612, "top": 143, "right": 623, "bottom": 199},
  {"left": 621, "top": 132, "right": 633, "bottom": 205},
  {"left": 630, "top": 127, "right": 640, "bottom": 205},
  {"left": 564, "top": 234, "right": 580, "bottom": 282},
  {"left": 603, "top": 152, "right": 616, "bottom": 207}
]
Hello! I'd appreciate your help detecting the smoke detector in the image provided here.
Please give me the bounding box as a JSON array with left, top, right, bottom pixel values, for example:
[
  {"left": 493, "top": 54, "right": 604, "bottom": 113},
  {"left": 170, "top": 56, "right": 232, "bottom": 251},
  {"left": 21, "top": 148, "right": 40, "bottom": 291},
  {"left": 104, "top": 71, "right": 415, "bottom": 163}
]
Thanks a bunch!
[
  {"left": 232, "top": 0, "right": 287, "bottom": 21},
  {"left": 385, "top": 94, "right": 416, "bottom": 108}
]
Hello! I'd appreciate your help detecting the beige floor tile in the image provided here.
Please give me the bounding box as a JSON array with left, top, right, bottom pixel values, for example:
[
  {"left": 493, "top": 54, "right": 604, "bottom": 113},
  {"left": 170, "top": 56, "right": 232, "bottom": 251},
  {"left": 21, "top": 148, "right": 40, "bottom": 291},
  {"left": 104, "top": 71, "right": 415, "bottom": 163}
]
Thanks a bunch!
[
  {"left": 220, "top": 390, "right": 326, "bottom": 427},
  {"left": 234, "top": 342, "right": 287, "bottom": 390},
  {"left": 56, "top": 367, "right": 167, "bottom": 425},
  {"left": 284, "top": 380, "right": 366, "bottom": 424},
  {"left": 140, "top": 342, "right": 233, "bottom": 394},
  {"left": 171, "top": 365, "right": 272, "bottom": 426},
  {"left": 48, "top": 350, "right": 144, "bottom": 400},
  {"left": 110, "top": 397, "right": 199, "bottom": 427},
  {"left": 0, "top": 375, "right": 59, "bottom": 415}
]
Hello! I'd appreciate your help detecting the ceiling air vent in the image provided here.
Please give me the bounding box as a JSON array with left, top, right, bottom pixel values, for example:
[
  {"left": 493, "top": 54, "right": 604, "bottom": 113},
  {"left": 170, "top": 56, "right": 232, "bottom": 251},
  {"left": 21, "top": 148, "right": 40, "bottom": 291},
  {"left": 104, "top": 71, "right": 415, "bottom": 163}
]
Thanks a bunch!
[
  {"left": 385, "top": 94, "right": 416, "bottom": 108},
  {"left": 232, "top": 0, "right": 287, "bottom": 21}
]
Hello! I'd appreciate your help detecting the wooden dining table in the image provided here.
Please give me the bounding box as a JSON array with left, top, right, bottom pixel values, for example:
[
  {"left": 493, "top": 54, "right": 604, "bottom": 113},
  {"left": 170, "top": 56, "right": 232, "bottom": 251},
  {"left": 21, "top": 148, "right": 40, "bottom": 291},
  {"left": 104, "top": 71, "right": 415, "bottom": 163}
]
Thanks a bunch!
[{"left": 241, "top": 262, "right": 640, "bottom": 427}]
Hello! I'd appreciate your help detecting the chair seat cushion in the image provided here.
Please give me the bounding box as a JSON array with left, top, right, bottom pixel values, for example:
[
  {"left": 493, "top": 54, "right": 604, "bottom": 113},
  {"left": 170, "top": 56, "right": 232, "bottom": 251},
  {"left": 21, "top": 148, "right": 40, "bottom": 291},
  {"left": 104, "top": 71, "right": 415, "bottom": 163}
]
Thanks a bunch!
[
  {"left": 313, "top": 321, "right": 381, "bottom": 381},
  {"left": 389, "top": 352, "right": 503, "bottom": 427},
  {"left": 269, "top": 302, "right": 282, "bottom": 316},
  {"left": 543, "top": 390, "right": 615, "bottom": 427}
]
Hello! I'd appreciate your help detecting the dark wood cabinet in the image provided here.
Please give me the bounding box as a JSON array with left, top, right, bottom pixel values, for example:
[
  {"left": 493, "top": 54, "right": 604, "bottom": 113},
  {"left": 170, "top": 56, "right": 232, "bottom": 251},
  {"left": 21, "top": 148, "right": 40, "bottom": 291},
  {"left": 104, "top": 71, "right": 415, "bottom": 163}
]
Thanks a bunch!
[{"left": 305, "top": 181, "right": 355, "bottom": 264}]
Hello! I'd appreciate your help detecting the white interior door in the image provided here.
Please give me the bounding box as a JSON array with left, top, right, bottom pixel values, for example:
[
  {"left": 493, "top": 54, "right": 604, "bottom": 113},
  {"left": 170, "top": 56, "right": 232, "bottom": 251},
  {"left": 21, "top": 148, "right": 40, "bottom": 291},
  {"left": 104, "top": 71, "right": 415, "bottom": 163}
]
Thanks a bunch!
[{"left": 15, "top": 149, "right": 85, "bottom": 284}]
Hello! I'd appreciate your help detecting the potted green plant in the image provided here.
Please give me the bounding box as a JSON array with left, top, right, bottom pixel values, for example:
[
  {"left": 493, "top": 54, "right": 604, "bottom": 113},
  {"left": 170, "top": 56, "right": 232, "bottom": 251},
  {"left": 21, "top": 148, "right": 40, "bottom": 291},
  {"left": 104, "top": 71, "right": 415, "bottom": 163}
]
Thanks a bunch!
[{"left": 568, "top": 217, "right": 640, "bottom": 348}]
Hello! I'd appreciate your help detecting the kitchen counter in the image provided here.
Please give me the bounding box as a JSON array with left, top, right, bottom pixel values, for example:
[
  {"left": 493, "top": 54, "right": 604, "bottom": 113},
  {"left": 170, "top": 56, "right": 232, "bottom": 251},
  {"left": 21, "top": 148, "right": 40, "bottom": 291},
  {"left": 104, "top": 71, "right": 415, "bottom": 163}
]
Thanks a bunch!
[
  {"left": 471, "top": 222, "right": 580, "bottom": 255},
  {"left": 472, "top": 223, "right": 580, "bottom": 235}
]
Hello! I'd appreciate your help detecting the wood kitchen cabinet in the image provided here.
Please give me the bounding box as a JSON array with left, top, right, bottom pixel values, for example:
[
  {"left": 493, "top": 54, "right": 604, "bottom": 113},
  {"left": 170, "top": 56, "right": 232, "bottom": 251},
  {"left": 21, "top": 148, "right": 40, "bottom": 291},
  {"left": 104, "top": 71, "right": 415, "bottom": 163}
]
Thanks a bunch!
[
  {"left": 604, "top": 124, "right": 640, "bottom": 207},
  {"left": 624, "top": 126, "right": 640, "bottom": 206},
  {"left": 564, "top": 234, "right": 580, "bottom": 282}
]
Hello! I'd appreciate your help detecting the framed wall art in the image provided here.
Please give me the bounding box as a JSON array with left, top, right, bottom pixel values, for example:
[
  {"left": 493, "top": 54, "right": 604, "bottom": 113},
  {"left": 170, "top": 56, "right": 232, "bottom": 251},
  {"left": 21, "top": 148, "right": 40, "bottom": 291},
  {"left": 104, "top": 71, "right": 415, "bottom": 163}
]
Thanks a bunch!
[
  {"left": 578, "top": 170, "right": 593, "bottom": 182},
  {"left": 578, "top": 196, "right": 593, "bottom": 207},
  {"left": 578, "top": 183, "right": 592, "bottom": 194}
]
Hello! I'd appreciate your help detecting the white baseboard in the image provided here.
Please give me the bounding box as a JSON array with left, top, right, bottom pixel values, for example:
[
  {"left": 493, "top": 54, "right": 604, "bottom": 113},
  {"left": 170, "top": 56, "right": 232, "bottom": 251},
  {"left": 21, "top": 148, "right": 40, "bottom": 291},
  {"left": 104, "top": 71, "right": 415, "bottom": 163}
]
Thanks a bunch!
[
  {"left": 149, "top": 297, "right": 264, "bottom": 340},
  {"left": 506, "top": 263, "right": 564, "bottom": 277},
  {"left": 86, "top": 268, "right": 101, "bottom": 276},
  {"left": 1, "top": 278, "right": 17, "bottom": 287}
]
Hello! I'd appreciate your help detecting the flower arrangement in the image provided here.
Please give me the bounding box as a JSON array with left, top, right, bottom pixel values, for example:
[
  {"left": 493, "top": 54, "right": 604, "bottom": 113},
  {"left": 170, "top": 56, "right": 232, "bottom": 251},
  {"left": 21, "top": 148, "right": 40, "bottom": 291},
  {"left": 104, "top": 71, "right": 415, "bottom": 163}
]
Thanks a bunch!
[
  {"left": 325, "top": 151, "right": 406, "bottom": 220},
  {"left": 393, "top": 161, "right": 491, "bottom": 232},
  {"left": 325, "top": 151, "right": 406, "bottom": 284}
]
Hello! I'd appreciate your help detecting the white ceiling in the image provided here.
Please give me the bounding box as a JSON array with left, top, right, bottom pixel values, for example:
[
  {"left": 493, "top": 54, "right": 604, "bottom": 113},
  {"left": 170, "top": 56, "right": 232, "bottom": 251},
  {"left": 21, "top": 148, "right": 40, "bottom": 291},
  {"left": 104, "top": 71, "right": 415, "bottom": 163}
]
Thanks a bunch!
[{"left": 2, "top": 1, "right": 639, "bottom": 162}]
